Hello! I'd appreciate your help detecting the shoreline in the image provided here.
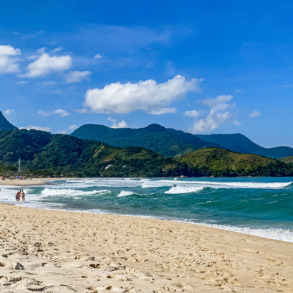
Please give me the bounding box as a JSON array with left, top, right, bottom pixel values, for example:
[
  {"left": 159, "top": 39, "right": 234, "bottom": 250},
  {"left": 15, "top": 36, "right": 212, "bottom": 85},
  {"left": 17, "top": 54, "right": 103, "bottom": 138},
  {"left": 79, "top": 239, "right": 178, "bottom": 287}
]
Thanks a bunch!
[
  {"left": 0, "top": 178, "right": 292, "bottom": 244},
  {"left": 4, "top": 200, "right": 293, "bottom": 244},
  {"left": 0, "top": 177, "right": 56, "bottom": 186},
  {"left": 0, "top": 203, "right": 293, "bottom": 292}
]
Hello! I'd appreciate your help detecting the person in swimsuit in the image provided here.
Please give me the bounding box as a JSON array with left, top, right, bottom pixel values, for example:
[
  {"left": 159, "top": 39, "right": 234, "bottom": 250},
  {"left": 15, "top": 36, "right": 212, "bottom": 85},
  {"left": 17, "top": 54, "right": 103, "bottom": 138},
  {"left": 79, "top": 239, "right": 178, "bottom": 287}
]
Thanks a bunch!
[
  {"left": 16, "top": 191, "right": 21, "bottom": 202},
  {"left": 20, "top": 190, "right": 25, "bottom": 203}
]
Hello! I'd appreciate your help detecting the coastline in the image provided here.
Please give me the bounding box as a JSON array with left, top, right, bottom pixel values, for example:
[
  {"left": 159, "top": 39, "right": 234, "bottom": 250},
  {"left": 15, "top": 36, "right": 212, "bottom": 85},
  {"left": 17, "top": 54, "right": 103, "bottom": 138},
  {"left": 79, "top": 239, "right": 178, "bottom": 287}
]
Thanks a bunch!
[
  {"left": 1, "top": 177, "right": 293, "bottom": 244},
  {"left": 0, "top": 177, "right": 54, "bottom": 186},
  {"left": 0, "top": 204, "right": 293, "bottom": 292}
]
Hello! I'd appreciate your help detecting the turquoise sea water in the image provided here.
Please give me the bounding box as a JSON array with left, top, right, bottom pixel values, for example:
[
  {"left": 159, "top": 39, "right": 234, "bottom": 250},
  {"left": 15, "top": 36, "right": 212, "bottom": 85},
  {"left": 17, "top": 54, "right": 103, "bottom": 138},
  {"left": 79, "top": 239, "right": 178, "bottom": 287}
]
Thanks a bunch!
[{"left": 1, "top": 177, "right": 293, "bottom": 242}]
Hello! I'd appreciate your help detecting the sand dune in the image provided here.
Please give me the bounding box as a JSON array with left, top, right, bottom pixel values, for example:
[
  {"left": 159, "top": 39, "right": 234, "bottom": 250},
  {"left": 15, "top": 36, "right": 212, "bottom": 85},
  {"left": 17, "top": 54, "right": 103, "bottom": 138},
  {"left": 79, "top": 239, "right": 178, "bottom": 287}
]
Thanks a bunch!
[{"left": 0, "top": 204, "right": 292, "bottom": 292}]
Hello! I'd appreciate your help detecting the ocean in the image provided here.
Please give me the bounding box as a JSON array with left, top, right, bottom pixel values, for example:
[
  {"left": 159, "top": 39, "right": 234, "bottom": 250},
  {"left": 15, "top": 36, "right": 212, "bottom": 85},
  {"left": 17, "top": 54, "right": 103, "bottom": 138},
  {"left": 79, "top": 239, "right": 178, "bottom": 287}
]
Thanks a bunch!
[{"left": 1, "top": 177, "right": 293, "bottom": 243}]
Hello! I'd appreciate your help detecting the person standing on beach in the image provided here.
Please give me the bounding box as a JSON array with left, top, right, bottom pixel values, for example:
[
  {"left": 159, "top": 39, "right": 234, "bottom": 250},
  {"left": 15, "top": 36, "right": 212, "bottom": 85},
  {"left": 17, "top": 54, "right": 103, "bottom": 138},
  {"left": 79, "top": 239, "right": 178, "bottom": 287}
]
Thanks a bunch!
[
  {"left": 20, "top": 190, "right": 25, "bottom": 203},
  {"left": 16, "top": 191, "right": 21, "bottom": 202}
]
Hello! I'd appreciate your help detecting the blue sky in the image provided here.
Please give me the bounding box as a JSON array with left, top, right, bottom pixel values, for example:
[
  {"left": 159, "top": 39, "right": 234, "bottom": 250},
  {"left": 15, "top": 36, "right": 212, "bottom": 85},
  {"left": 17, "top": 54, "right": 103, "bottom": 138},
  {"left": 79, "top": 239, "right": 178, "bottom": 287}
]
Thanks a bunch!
[{"left": 1, "top": 0, "right": 293, "bottom": 147}]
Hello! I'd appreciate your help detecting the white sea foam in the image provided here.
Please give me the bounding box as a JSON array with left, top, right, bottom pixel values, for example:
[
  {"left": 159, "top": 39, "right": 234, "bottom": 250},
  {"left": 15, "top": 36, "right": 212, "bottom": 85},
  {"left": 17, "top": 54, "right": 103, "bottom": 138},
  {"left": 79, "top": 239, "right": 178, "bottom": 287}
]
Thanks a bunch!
[
  {"left": 195, "top": 181, "right": 293, "bottom": 189},
  {"left": 142, "top": 179, "right": 292, "bottom": 190},
  {"left": 40, "top": 188, "right": 110, "bottom": 198},
  {"left": 117, "top": 191, "right": 134, "bottom": 197},
  {"left": 165, "top": 185, "right": 204, "bottom": 194},
  {"left": 203, "top": 223, "right": 293, "bottom": 243},
  {"left": 63, "top": 178, "right": 142, "bottom": 189}
]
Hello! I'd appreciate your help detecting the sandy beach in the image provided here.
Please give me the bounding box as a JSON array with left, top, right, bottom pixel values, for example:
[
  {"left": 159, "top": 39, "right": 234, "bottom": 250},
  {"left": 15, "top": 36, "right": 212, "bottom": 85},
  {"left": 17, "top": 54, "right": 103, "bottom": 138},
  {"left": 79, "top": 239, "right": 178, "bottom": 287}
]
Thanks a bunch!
[
  {"left": 0, "top": 177, "right": 74, "bottom": 186},
  {"left": 0, "top": 178, "right": 53, "bottom": 186},
  {"left": 0, "top": 203, "right": 292, "bottom": 293}
]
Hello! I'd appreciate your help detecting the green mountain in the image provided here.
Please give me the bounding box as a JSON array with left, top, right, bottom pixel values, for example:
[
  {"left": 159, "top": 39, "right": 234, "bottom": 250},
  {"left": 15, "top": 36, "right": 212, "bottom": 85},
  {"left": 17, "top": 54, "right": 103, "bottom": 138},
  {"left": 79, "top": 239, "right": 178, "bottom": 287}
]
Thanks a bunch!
[
  {"left": 72, "top": 124, "right": 293, "bottom": 159},
  {"left": 179, "top": 148, "right": 288, "bottom": 177},
  {"left": 0, "top": 111, "right": 17, "bottom": 131},
  {"left": 197, "top": 133, "right": 293, "bottom": 159},
  {"left": 0, "top": 129, "right": 292, "bottom": 177},
  {"left": 0, "top": 129, "right": 187, "bottom": 177},
  {"left": 71, "top": 124, "right": 218, "bottom": 157},
  {"left": 279, "top": 156, "right": 293, "bottom": 164}
]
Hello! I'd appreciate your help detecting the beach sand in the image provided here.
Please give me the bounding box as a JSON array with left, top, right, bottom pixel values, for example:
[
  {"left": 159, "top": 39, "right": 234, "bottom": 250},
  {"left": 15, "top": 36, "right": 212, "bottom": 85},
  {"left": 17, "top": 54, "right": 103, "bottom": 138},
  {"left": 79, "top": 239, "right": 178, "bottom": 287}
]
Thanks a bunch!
[
  {"left": 0, "top": 204, "right": 292, "bottom": 292},
  {"left": 0, "top": 178, "right": 53, "bottom": 186}
]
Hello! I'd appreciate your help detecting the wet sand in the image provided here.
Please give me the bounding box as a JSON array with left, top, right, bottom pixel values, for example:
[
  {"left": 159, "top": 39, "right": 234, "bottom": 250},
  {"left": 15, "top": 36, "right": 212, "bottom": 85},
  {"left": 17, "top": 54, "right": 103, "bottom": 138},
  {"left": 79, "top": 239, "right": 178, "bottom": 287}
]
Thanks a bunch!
[{"left": 0, "top": 203, "right": 292, "bottom": 292}]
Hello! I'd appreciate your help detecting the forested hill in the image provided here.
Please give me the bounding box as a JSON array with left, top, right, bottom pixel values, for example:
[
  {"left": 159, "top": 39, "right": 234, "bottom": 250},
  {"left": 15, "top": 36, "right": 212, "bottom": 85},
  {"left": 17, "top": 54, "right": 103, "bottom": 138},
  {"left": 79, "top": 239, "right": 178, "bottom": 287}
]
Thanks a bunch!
[
  {"left": 179, "top": 148, "right": 290, "bottom": 177},
  {"left": 0, "top": 130, "right": 292, "bottom": 177},
  {"left": 197, "top": 133, "right": 293, "bottom": 159},
  {"left": 0, "top": 129, "right": 187, "bottom": 177},
  {"left": 72, "top": 124, "right": 293, "bottom": 159},
  {"left": 0, "top": 111, "right": 17, "bottom": 131},
  {"left": 71, "top": 123, "right": 218, "bottom": 157}
]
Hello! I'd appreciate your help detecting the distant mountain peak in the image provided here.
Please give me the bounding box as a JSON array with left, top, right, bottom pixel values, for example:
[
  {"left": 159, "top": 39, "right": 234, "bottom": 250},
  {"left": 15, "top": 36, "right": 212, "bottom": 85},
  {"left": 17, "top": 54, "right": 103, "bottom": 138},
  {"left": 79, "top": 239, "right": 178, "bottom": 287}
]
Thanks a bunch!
[
  {"left": 0, "top": 111, "right": 18, "bottom": 131},
  {"left": 144, "top": 123, "right": 166, "bottom": 132}
]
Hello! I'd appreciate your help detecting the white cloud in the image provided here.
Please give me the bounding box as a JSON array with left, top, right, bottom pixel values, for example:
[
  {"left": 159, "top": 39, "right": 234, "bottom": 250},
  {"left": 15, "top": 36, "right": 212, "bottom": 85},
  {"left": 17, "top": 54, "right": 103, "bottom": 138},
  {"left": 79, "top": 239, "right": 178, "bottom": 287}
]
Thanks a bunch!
[
  {"left": 94, "top": 53, "right": 102, "bottom": 59},
  {"left": 84, "top": 75, "right": 201, "bottom": 114},
  {"left": 38, "top": 109, "right": 69, "bottom": 117},
  {"left": 149, "top": 107, "right": 177, "bottom": 115},
  {"left": 57, "top": 130, "right": 67, "bottom": 134},
  {"left": 68, "top": 124, "right": 78, "bottom": 131},
  {"left": 15, "top": 80, "right": 28, "bottom": 85},
  {"left": 51, "top": 47, "right": 63, "bottom": 53},
  {"left": 202, "top": 95, "right": 233, "bottom": 109},
  {"left": 22, "top": 125, "right": 51, "bottom": 132},
  {"left": 23, "top": 53, "right": 72, "bottom": 78},
  {"left": 4, "top": 109, "right": 15, "bottom": 115},
  {"left": 0, "top": 45, "right": 21, "bottom": 73},
  {"left": 37, "top": 47, "right": 47, "bottom": 54},
  {"left": 184, "top": 110, "right": 200, "bottom": 117},
  {"left": 249, "top": 110, "right": 261, "bottom": 118},
  {"left": 41, "top": 81, "right": 56, "bottom": 86},
  {"left": 189, "top": 95, "right": 235, "bottom": 133},
  {"left": 65, "top": 70, "right": 91, "bottom": 83},
  {"left": 107, "top": 117, "right": 129, "bottom": 128}
]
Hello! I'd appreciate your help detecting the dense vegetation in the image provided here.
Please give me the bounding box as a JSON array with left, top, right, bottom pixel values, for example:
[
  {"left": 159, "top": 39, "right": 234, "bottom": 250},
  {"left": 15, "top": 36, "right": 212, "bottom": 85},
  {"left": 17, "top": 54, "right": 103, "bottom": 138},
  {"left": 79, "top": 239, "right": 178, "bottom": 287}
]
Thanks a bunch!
[
  {"left": 179, "top": 148, "right": 291, "bottom": 177},
  {"left": 279, "top": 155, "right": 293, "bottom": 164},
  {"left": 0, "top": 129, "right": 188, "bottom": 177},
  {"left": 1, "top": 123, "right": 293, "bottom": 178},
  {"left": 0, "top": 111, "right": 17, "bottom": 131},
  {"left": 197, "top": 133, "right": 293, "bottom": 159},
  {"left": 72, "top": 123, "right": 293, "bottom": 159},
  {"left": 71, "top": 124, "right": 217, "bottom": 158}
]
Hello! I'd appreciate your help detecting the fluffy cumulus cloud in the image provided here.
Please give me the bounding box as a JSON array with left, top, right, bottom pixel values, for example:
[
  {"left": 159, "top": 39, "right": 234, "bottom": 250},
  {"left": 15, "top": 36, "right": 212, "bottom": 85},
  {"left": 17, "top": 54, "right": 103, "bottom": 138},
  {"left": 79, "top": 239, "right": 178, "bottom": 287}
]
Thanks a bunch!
[
  {"left": 84, "top": 75, "right": 201, "bottom": 114},
  {"left": 0, "top": 45, "right": 21, "bottom": 73},
  {"left": 38, "top": 109, "right": 69, "bottom": 117},
  {"left": 249, "top": 110, "right": 261, "bottom": 118},
  {"left": 189, "top": 95, "right": 235, "bottom": 133},
  {"left": 65, "top": 70, "right": 91, "bottom": 83},
  {"left": 23, "top": 53, "right": 72, "bottom": 78},
  {"left": 107, "top": 117, "right": 129, "bottom": 128}
]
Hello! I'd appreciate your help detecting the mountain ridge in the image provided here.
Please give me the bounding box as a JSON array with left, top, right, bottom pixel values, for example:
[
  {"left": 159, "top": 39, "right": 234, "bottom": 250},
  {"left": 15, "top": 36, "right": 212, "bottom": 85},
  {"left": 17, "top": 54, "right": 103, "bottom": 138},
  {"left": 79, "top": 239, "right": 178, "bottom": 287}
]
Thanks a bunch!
[
  {"left": 0, "top": 111, "right": 18, "bottom": 132},
  {"left": 0, "top": 129, "right": 188, "bottom": 177},
  {"left": 72, "top": 123, "right": 293, "bottom": 159},
  {"left": 197, "top": 133, "right": 293, "bottom": 159},
  {"left": 71, "top": 123, "right": 218, "bottom": 157}
]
